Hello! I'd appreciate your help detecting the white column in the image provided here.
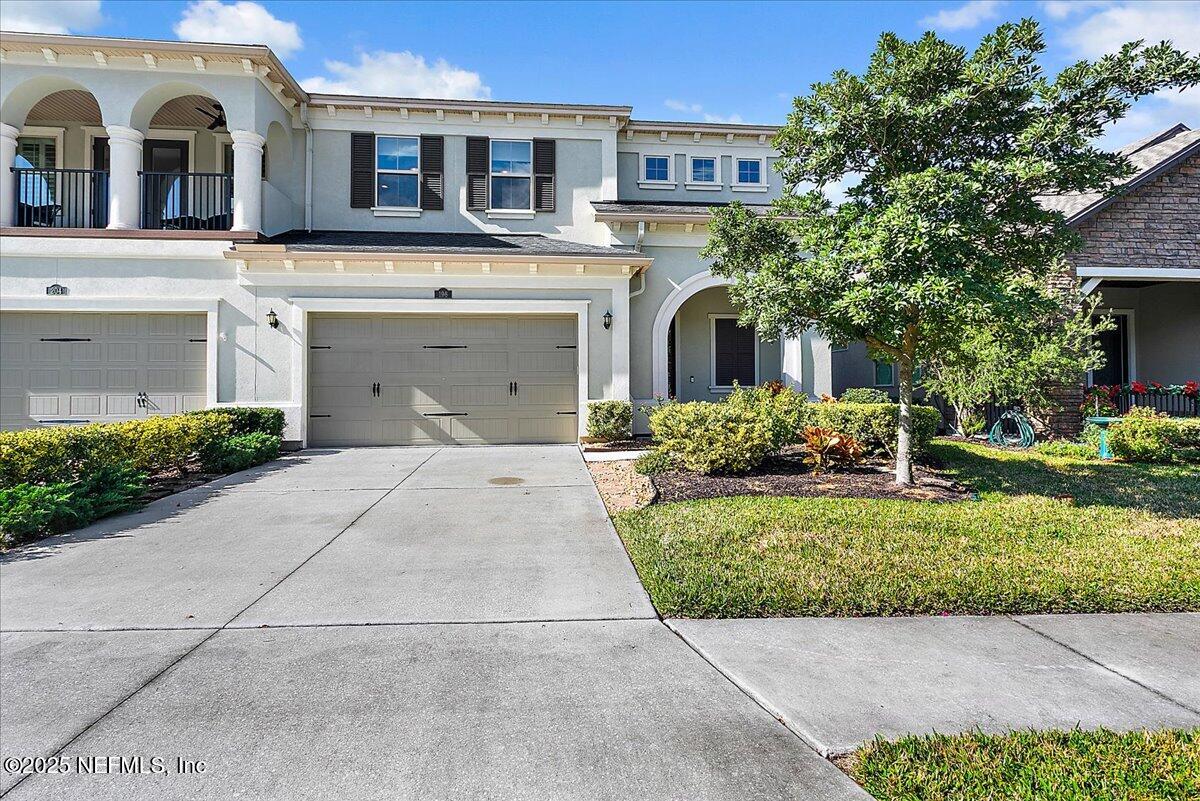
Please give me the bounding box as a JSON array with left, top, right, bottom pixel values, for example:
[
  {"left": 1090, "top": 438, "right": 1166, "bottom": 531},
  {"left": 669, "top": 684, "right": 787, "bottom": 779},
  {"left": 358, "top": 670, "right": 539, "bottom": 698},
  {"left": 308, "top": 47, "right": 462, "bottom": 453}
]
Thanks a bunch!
[
  {"left": 610, "top": 277, "right": 631, "bottom": 400},
  {"left": 0, "top": 123, "right": 20, "bottom": 227},
  {"left": 105, "top": 125, "right": 144, "bottom": 230},
  {"left": 230, "top": 129, "right": 265, "bottom": 233},
  {"left": 782, "top": 332, "right": 805, "bottom": 392}
]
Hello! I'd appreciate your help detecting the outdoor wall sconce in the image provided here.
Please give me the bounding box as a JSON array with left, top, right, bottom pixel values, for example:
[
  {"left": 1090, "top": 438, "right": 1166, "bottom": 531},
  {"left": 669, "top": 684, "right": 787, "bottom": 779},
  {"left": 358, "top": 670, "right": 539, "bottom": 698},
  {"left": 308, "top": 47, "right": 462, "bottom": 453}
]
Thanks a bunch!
[
  {"left": 266, "top": 309, "right": 279, "bottom": 329},
  {"left": 603, "top": 310, "right": 613, "bottom": 330}
]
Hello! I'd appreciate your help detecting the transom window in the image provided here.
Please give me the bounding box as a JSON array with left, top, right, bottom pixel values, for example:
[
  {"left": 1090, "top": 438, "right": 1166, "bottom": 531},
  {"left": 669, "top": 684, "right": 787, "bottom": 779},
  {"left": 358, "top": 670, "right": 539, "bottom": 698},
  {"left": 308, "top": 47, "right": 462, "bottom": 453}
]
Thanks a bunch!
[
  {"left": 376, "top": 136, "right": 419, "bottom": 208},
  {"left": 690, "top": 156, "right": 717, "bottom": 183},
  {"left": 712, "top": 316, "right": 757, "bottom": 388},
  {"left": 490, "top": 139, "right": 532, "bottom": 210},
  {"left": 736, "top": 158, "right": 762, "bottom": 185},
  {"left": 644, "top": 155, "right": 671, "bottom": 182}
]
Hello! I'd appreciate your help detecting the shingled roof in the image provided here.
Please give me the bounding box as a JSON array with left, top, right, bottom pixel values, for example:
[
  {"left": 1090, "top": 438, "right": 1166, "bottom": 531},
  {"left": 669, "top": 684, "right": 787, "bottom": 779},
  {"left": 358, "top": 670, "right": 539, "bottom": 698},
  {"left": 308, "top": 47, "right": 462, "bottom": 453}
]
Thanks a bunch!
[{"left": 1038, "top": 124, "right": 1200, "bottom": 225}]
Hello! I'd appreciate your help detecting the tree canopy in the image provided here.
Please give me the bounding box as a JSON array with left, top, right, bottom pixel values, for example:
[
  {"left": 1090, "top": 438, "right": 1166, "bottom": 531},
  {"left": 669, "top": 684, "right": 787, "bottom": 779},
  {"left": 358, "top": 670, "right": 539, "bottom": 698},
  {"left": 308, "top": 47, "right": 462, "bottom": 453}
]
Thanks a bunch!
[{"left": 702, "top": 19, "right": 1200, "bottom": 483}]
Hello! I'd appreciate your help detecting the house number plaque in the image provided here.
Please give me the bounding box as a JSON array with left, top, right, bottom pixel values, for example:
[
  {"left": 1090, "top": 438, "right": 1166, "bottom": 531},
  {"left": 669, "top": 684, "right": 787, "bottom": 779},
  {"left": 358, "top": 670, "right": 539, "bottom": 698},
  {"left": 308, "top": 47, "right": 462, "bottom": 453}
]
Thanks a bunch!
[
  {"left": 434, "top": 287, "right": 452, "bottom": 299},
  {"left": 46, "top": 284, "right": 69, "bottom": 296}
]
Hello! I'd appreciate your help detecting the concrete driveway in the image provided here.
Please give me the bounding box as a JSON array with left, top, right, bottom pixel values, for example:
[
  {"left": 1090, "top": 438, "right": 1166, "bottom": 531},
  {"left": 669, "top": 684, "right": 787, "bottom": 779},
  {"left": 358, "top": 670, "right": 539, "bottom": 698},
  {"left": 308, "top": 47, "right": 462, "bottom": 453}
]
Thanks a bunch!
[{"left": 0, "top": 446, "right": 866, "bottom": 800}]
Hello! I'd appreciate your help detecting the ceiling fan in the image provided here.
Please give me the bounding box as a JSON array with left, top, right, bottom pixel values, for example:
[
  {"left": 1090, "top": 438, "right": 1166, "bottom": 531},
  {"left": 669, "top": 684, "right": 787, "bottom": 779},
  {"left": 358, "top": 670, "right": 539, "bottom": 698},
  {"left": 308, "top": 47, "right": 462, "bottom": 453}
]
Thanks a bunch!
[{"left": 194, "top": 101, "right": 227, "bottom": 131}]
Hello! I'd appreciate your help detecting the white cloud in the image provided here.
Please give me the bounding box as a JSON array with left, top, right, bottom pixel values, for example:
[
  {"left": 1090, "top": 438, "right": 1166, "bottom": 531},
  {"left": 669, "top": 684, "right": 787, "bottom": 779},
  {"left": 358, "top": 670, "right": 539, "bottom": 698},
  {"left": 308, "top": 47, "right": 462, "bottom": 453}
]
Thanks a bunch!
[
  {"left": 0, "top": 0, "right": 102, "bottom": 34},
  {"left": 1040, "top": 0, "right": 1109, "bottom": 21},
  {"left": 1054, "top": 1, "right": 1200, "bottom": 148},
  {"left": 174, "top": 1, "right": 302, "bottom": 57},
  {"left": 664, "top": 100, "right": 744, "bottom": 124},
  {"left": 919, "top": 0, "right": 1004, "bottom": 31},
  {"left": 302, "top": 51, "right": 490, "bottom": 99}
]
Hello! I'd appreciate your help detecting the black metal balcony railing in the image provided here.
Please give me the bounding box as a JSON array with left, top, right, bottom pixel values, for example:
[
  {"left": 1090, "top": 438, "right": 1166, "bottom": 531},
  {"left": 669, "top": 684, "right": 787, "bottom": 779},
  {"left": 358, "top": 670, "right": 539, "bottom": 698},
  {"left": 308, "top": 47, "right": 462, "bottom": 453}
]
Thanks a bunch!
[
  {"left": 139, "top": 171, "right": 233, "bottom": 231},
  {"left": 11, "top": 167, "right": 109, "bottom": 228},
  {"left": 1111, "top": 389, "right": 1198, "bottom": 417}
]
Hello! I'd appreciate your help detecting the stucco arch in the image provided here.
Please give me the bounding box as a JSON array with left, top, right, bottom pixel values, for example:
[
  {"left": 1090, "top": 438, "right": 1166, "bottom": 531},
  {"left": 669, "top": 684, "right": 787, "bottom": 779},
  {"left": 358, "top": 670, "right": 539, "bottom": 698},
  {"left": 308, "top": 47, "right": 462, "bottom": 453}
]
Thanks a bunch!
[
  {"left": 264, "top": 119, "right": 292, "bottom": 177},
  {"left": 126, "top": 81, "right": 235, "bottom": 132},
  {"left": 1, "top": 75, "right": 104, "bottom": 129},
  {"left": 650, "top": 270, "right": 734, "bottom": 398}
]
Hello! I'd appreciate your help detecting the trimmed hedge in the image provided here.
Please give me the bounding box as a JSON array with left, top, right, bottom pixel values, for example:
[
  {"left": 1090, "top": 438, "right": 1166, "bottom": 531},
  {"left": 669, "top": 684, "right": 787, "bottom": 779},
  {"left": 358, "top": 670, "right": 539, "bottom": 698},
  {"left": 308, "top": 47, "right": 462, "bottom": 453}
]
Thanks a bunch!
[
  {"left": 0, "top": 464, "right": 146, "bottom": 548},
  {"left": 839, "top": 387, "right": 891, "bottom": 404},
  {"left": 190, "top": 406, "right": 285, "bottom": 438},
  {"left": 587, "top": 400, "right": 633, "bottom": 442},
  {"left": 807, "top": 402, "right": 940, "bottom": 456},
  {"left": 203, "top": 431, "right": 280, "bottom": 473},
  {"left": 1108, "top": 409, "right": 1200, "bottom": 463},
  {"left": 648, "top": 400, "right": 775, "bottom": 475}
]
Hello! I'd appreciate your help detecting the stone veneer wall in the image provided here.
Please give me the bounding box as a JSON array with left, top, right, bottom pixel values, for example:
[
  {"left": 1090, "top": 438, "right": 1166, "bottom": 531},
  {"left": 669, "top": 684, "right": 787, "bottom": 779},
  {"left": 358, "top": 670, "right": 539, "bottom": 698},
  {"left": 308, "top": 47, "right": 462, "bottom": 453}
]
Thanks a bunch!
[{"left": 1043, "top": 153, "right": 1200, "bottom": 436}]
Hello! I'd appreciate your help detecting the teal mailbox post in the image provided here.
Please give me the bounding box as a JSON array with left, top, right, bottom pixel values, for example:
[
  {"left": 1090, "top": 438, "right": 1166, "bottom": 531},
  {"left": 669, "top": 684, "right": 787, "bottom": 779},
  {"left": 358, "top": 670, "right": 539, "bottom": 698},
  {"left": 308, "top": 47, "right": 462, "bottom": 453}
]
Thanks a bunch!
[{"left": 1085, "top": 416, "right": 1120, "bottom": 459}]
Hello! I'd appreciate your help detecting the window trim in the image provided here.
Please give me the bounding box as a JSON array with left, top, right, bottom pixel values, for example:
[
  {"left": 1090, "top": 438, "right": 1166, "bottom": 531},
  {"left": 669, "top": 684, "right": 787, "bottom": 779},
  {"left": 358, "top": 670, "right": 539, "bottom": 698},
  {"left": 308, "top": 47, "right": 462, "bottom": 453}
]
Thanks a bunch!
[
  {"left": 709, "top": 313, "right": 759, "bottom": 392},
  {"left": 17, "top": 127, "right": 65, "bottom": 170},
  {"left": 639, "top": 153, "right": 676, "bottom": 188},
  {"left": 374, "top": 133, "right": 421, "bottom": 210},
  {"left": 488, "top": 138, "right": 534, "bottom": 212},
  {"left": 873, "top": 359, "right": 895, "bottom": 387},
  {"left": 732, "top": 156, "right": 767, "bottom": 192},
  {"left": 687, "top": 155, "right": 721, "bottom": 190}
]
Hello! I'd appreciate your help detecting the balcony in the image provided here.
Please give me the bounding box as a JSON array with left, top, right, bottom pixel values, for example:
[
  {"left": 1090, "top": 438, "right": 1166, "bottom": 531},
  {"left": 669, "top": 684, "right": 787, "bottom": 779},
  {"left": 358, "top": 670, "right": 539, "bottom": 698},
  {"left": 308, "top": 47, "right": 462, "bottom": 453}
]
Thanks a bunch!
[
  {"left": 11, "top": 166, "right": 109, "bottom": 228},
  {"left": 139, "top": 171, "right": 233, "bottom": 231}
]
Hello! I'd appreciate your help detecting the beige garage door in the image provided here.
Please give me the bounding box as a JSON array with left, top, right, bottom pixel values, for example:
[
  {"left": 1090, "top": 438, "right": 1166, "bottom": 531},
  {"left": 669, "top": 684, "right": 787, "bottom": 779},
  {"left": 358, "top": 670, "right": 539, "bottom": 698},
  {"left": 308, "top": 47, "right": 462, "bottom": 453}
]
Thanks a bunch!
[
  {"left": 0, "top": 312, "right": 207, "bottom": 431},
  {"left": 308, "top": 313, "right": 578, "bottom": 446}
]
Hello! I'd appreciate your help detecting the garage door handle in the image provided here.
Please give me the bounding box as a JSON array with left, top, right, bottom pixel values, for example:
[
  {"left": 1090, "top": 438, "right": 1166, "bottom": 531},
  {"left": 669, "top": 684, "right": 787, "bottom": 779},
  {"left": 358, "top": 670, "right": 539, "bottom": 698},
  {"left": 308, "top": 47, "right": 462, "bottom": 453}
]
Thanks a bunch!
[{"left": 423, "top": 412, "right": 468, "bottom": 417}]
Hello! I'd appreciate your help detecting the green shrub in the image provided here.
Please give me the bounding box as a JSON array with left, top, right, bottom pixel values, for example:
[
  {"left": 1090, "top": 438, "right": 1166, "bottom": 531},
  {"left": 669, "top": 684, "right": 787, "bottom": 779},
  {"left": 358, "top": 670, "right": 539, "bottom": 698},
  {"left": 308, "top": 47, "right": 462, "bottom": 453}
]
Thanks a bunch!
[
  {"left": 586, "top": 400, "right": 633, "bottom": 442},
  {"left": 839, "top": 387, "right": 890, "bottom": 404},
  {"left": 633, "top": 448, "right": 676, "bottom": 476},
  {"left": 1172, "top": 418, "right": 1200, "bottom": 448},
  {"left": 648, "top": 400, "right": 775, "bottom": 475},
  {"left": 202, "top": 432, "right": 281, "bottom": 473},
  {"left": 0, "top": 463, "right": 145, "bottom": 548},
  {"left": 118, "top": 413, "right": 232, "bottom": 474},
  {"left": 806, "top": 403, "right": 940, "bottom": 456},
  {"left": 1034, "top": 440, "right": 1099, "bottom": 460},
  {"left": 726, "top": 384, "right": 808, "bottom": 449},
  {"left": 1109, "top": 410, "right": 1178, "bottom": 463},
  {"left": 189, "top": 406, "right": 285, "bottom": 438}
]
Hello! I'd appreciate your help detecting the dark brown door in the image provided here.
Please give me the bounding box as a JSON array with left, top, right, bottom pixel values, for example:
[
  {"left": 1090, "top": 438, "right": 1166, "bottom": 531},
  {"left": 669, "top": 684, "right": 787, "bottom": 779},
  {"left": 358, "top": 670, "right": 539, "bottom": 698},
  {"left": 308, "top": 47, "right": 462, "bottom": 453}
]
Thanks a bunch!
[
  {"left": 142, "top": 140, "right": 189, "bottom": 226},
  {"left": 1091, "top": 314, "right": 1129, "bottom": 385}
]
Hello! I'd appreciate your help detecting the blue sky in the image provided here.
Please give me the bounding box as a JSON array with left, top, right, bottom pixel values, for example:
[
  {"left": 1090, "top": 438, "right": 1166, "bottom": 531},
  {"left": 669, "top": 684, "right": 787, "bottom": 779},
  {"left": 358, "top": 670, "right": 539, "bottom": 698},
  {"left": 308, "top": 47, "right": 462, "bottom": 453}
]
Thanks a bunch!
[{"left": 4, "top": 0, "right": 1198, "bottom": 145}]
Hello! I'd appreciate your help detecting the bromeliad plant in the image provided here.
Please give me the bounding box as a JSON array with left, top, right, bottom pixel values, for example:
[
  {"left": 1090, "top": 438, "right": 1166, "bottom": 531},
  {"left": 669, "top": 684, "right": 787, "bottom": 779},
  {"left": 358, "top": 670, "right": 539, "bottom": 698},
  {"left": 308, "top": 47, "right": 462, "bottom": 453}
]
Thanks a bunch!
[{"left": 801, "top": 426, "right": 866, "bottom": 474}]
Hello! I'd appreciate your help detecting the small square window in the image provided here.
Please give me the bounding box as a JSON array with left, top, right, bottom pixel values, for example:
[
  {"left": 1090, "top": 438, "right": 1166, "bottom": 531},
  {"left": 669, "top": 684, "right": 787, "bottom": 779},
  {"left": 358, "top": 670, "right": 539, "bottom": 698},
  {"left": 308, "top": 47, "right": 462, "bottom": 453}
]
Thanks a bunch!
[
  {"left": 873, "top": 360, "right": 895, "bottom": 387},
  {"left": 377, "top": 173, "right": 418, "bottom": 208},
  {"left": 644, "top": 156, "right": 670, "bottom": 182},
  {"left": 691, "top": 157, "right": 716, "bottom": 183},
  {"left": 736, "top": 159, "right": 761, "bottom": 185}
]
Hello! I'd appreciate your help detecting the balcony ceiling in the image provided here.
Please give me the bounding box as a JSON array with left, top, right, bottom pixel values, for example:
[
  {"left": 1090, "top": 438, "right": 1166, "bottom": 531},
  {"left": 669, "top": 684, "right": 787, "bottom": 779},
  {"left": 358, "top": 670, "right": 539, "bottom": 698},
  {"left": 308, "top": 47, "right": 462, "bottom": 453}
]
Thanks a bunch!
[{"left": 24, "top": 91, "right": 224, "bottom": 131}]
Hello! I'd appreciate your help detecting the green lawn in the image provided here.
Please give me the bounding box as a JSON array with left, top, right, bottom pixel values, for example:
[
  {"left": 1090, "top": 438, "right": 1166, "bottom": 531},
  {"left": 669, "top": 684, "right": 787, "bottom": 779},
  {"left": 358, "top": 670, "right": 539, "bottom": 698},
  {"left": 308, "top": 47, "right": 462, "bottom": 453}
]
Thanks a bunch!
[
  {"left": 612, "top": 441, "right": 1200, "bottom": 617},
  {"left": 846, "top": 728, "right": 1200, "bottom": 801}
]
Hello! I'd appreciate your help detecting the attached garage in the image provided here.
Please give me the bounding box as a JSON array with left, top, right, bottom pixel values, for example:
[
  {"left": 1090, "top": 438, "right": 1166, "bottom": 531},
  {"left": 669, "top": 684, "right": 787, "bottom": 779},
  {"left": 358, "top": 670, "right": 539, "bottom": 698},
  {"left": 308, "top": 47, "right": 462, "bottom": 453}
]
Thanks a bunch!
[
  {"left": 0, "top": 312, "right": 208, "bottom": 431},
  {"left": 308, "top": 313, "right": 579, "bottom": 446}
]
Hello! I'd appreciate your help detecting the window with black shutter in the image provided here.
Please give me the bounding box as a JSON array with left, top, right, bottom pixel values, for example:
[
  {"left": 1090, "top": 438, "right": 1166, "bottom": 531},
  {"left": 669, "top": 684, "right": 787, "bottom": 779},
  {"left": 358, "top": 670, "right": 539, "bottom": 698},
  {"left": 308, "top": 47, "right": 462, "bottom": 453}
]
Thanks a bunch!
[
  {"left": 466, "top": 136, "right": 488, "bottom": 211},
  {"left": 419, "top": 135, "right": 444, "bottom": 210},
  {"left": 349, "top": 132, "right": 374, "bottom": 209},
  {"left": 713, "top": 317, "right": 757, "bottom": 388},
  {"left": 533, "top": 138, "right": 555, "bottom": 211}
]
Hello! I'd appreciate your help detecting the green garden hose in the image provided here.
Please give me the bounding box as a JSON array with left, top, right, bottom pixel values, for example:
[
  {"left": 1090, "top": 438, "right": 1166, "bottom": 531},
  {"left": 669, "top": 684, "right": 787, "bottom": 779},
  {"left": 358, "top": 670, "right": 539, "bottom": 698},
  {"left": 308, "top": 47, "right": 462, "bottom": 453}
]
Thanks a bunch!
[{"left": 988, "top": 410, "right": 1035, "bottom": 448}]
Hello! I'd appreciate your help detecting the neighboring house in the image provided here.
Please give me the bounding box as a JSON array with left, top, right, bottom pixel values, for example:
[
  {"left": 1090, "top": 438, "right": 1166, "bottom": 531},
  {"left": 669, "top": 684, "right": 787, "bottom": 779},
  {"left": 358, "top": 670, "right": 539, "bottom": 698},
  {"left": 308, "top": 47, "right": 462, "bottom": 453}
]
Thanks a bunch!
[
  {"left": 0, "top": 31, "right": 792, "bottom": 445},
  {"left": 825, "top": 124, "right": 1200, "bottom": 433}
]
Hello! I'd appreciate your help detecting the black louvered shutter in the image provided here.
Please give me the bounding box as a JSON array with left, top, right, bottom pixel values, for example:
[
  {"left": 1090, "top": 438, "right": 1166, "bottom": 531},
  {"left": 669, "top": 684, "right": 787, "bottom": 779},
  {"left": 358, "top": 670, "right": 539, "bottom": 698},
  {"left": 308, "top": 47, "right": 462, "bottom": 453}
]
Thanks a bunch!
[
  {"left": 533, "top": 139, "right": 555, "bottom": 212},
  {"left": 420, "top": 135, "right": 444, "bottom": 210},
  {"left": 714, "top": 318, "right": 757, "bottom": 387},
  {"left": 350, "top": 132, "right": 375, "bottom": 209},
  {"left": 466, "top": 136, "right": 489, "bottom": 211}
]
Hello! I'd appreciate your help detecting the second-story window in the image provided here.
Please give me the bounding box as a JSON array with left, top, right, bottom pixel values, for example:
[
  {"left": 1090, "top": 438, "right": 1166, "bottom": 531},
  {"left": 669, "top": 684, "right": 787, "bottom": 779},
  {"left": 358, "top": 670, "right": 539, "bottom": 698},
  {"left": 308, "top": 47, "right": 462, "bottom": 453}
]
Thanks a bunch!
[
  {"left": 490, "top": 139, "right": 532, "bottom": 210},
  {"left": 645, "top": 156, "right": 670, "bottom": 182},
  {"left": 736, "top": 158, "right": 762, "bottom": 185},
  {"left": 690, "top": 157, "right": 716, "bottom": 183},
  {"left": 376, "top": 135, "right": 419, "bottom": 208}
]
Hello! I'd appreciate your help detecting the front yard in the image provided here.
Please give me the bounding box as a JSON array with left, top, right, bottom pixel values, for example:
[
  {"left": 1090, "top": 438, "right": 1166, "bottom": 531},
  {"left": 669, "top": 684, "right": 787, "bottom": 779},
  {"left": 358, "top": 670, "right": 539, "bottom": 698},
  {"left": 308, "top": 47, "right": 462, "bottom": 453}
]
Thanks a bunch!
[
  {"left": 844, "top": 728, "right": 1200, "bottom": 801},
  {"left": 612, "top": 440, "right": 1200, "bottom": 617}
]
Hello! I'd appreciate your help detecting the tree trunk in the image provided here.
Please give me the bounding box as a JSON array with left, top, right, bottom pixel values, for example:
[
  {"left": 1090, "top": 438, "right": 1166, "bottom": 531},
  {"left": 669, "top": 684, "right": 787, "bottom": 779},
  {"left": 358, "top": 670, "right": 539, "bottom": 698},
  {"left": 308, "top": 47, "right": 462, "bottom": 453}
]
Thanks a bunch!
[
  {"left": 953, "top": 402, "right": 969, "bottom": 437},
  {"left": 895, "top": 356, "right": 915, "bottom": 486}
]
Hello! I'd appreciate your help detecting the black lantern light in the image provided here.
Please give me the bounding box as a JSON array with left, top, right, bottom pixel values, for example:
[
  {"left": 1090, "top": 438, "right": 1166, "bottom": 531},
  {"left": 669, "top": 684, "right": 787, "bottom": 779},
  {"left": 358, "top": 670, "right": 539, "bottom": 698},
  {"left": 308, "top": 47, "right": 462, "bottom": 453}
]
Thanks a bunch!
[
  {"left": 602, "top": 310, "right": 613, "bottom": 330},
  {"left": 266, "top": 309, "right": 279, "bottom": 329}
]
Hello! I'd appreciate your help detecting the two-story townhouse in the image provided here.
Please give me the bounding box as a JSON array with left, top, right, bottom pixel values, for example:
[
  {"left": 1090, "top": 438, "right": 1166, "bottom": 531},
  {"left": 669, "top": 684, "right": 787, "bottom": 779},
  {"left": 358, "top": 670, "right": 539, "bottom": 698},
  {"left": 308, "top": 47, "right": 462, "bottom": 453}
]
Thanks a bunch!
[{"left": 1, "top": 31, "right": 809, "bottom": 446}]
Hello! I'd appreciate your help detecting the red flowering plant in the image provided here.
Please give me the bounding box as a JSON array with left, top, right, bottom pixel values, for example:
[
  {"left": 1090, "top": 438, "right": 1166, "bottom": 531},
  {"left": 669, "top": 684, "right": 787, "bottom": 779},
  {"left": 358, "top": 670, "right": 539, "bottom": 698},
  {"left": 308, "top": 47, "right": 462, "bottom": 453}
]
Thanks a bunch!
[
  {"left": 1130, "top": 381, "right": 1147, "bottom": 395},
  {"left": 1082, "top": 385, "right": 1118, "bottom": 416},
  {"left": 1185, "top": 381, "right": 1199, "bottom": 399}
]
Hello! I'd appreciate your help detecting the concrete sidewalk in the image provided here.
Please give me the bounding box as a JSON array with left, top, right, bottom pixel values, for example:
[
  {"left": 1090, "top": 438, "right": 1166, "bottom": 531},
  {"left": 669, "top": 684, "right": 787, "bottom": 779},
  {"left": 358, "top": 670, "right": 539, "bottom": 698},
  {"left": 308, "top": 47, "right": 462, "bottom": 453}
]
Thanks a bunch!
[{"left": 669, "top": 613, "right": 1200, "bottom": 757}]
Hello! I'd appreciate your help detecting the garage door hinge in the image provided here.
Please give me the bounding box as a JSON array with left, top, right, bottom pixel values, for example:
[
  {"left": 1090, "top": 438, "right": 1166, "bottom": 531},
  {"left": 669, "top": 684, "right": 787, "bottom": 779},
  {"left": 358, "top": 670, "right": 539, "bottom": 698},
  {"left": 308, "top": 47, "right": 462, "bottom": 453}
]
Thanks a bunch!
[
  {"left": 189, "top": 338, "right": 207, "bottom": 343},
  {"left": 555, "top": 345, "right": 576, "bottom": 349},
  {"left": 309, "top": 346, "right": 332, "bottom": 350},
  {"left": 309, "top": 414, "right": 332, "bottom": 418},
  {"left": 556, "top": 411, "right": 577, "bottom": 415},
  {"left": 422, "top": 345, "right": 468, "bottom": 349},
  {"left": 423, "top": 412, "right": 468, "bottom": 417},
  {"left": 39, "top": 337, "right": 92, "bottom": 342}
]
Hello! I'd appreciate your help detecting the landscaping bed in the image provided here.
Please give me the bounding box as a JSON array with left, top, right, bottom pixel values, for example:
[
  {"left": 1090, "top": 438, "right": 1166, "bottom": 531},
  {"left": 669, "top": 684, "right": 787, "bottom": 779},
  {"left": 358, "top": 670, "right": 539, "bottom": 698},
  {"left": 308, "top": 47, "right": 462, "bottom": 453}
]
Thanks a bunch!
[
  {"left": 650, "top": 450, "right": 967, "bottom": 503},
  {"left": 842, "top": 728, "right": 1200, "bottom": 801},
  {"left": 613, "top": 440, "right": 1200, "bottom": 618}
]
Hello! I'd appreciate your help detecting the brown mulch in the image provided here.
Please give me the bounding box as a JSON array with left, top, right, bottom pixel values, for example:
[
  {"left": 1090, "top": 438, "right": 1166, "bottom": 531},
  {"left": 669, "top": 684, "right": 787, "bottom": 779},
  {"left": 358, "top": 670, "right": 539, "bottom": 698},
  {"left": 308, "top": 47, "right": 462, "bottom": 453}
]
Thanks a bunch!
[
  {"left": 586, "top": 459, "right": 657, "bottom": 513},
  {"left": 580, "top": 438, "right": 655, "bottom": 452},
  {"left": 139, "top": 462, "right": 226, "bottom": 504},
  {"left": 651, "top": 452, "right": 970, "bottom": 504}
]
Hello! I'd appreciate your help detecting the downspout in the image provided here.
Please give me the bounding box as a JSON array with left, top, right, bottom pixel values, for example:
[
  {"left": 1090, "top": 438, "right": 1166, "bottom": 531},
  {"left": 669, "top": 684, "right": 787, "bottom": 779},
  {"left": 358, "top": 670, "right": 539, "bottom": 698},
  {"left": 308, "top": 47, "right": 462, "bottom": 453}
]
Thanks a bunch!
[
  {"left": 300, "top": 102, "right": 313, "bottom": 232},
  {"left": 629, "top": 220, "right": 647, "bottom": 297}
]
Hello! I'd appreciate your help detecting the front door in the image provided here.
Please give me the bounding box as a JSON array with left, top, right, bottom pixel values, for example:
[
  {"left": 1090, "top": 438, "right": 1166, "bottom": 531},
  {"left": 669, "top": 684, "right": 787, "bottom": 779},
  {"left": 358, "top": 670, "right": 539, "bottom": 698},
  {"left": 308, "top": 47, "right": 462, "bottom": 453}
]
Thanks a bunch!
[
  {"left": 142, "top": 140, "right": 189, "bottom": 227},
  {"left": 1091, "top": 313, "right": 1130, "bottom": 386}
]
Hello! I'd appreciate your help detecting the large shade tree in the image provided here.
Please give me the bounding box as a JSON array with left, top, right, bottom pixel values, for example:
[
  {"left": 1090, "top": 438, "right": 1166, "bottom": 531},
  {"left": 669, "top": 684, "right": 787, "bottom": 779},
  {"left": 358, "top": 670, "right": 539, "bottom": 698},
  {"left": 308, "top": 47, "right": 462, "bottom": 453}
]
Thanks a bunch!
[{"left": 702, "top": 19, "right": 1199, "bottom": 484}]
